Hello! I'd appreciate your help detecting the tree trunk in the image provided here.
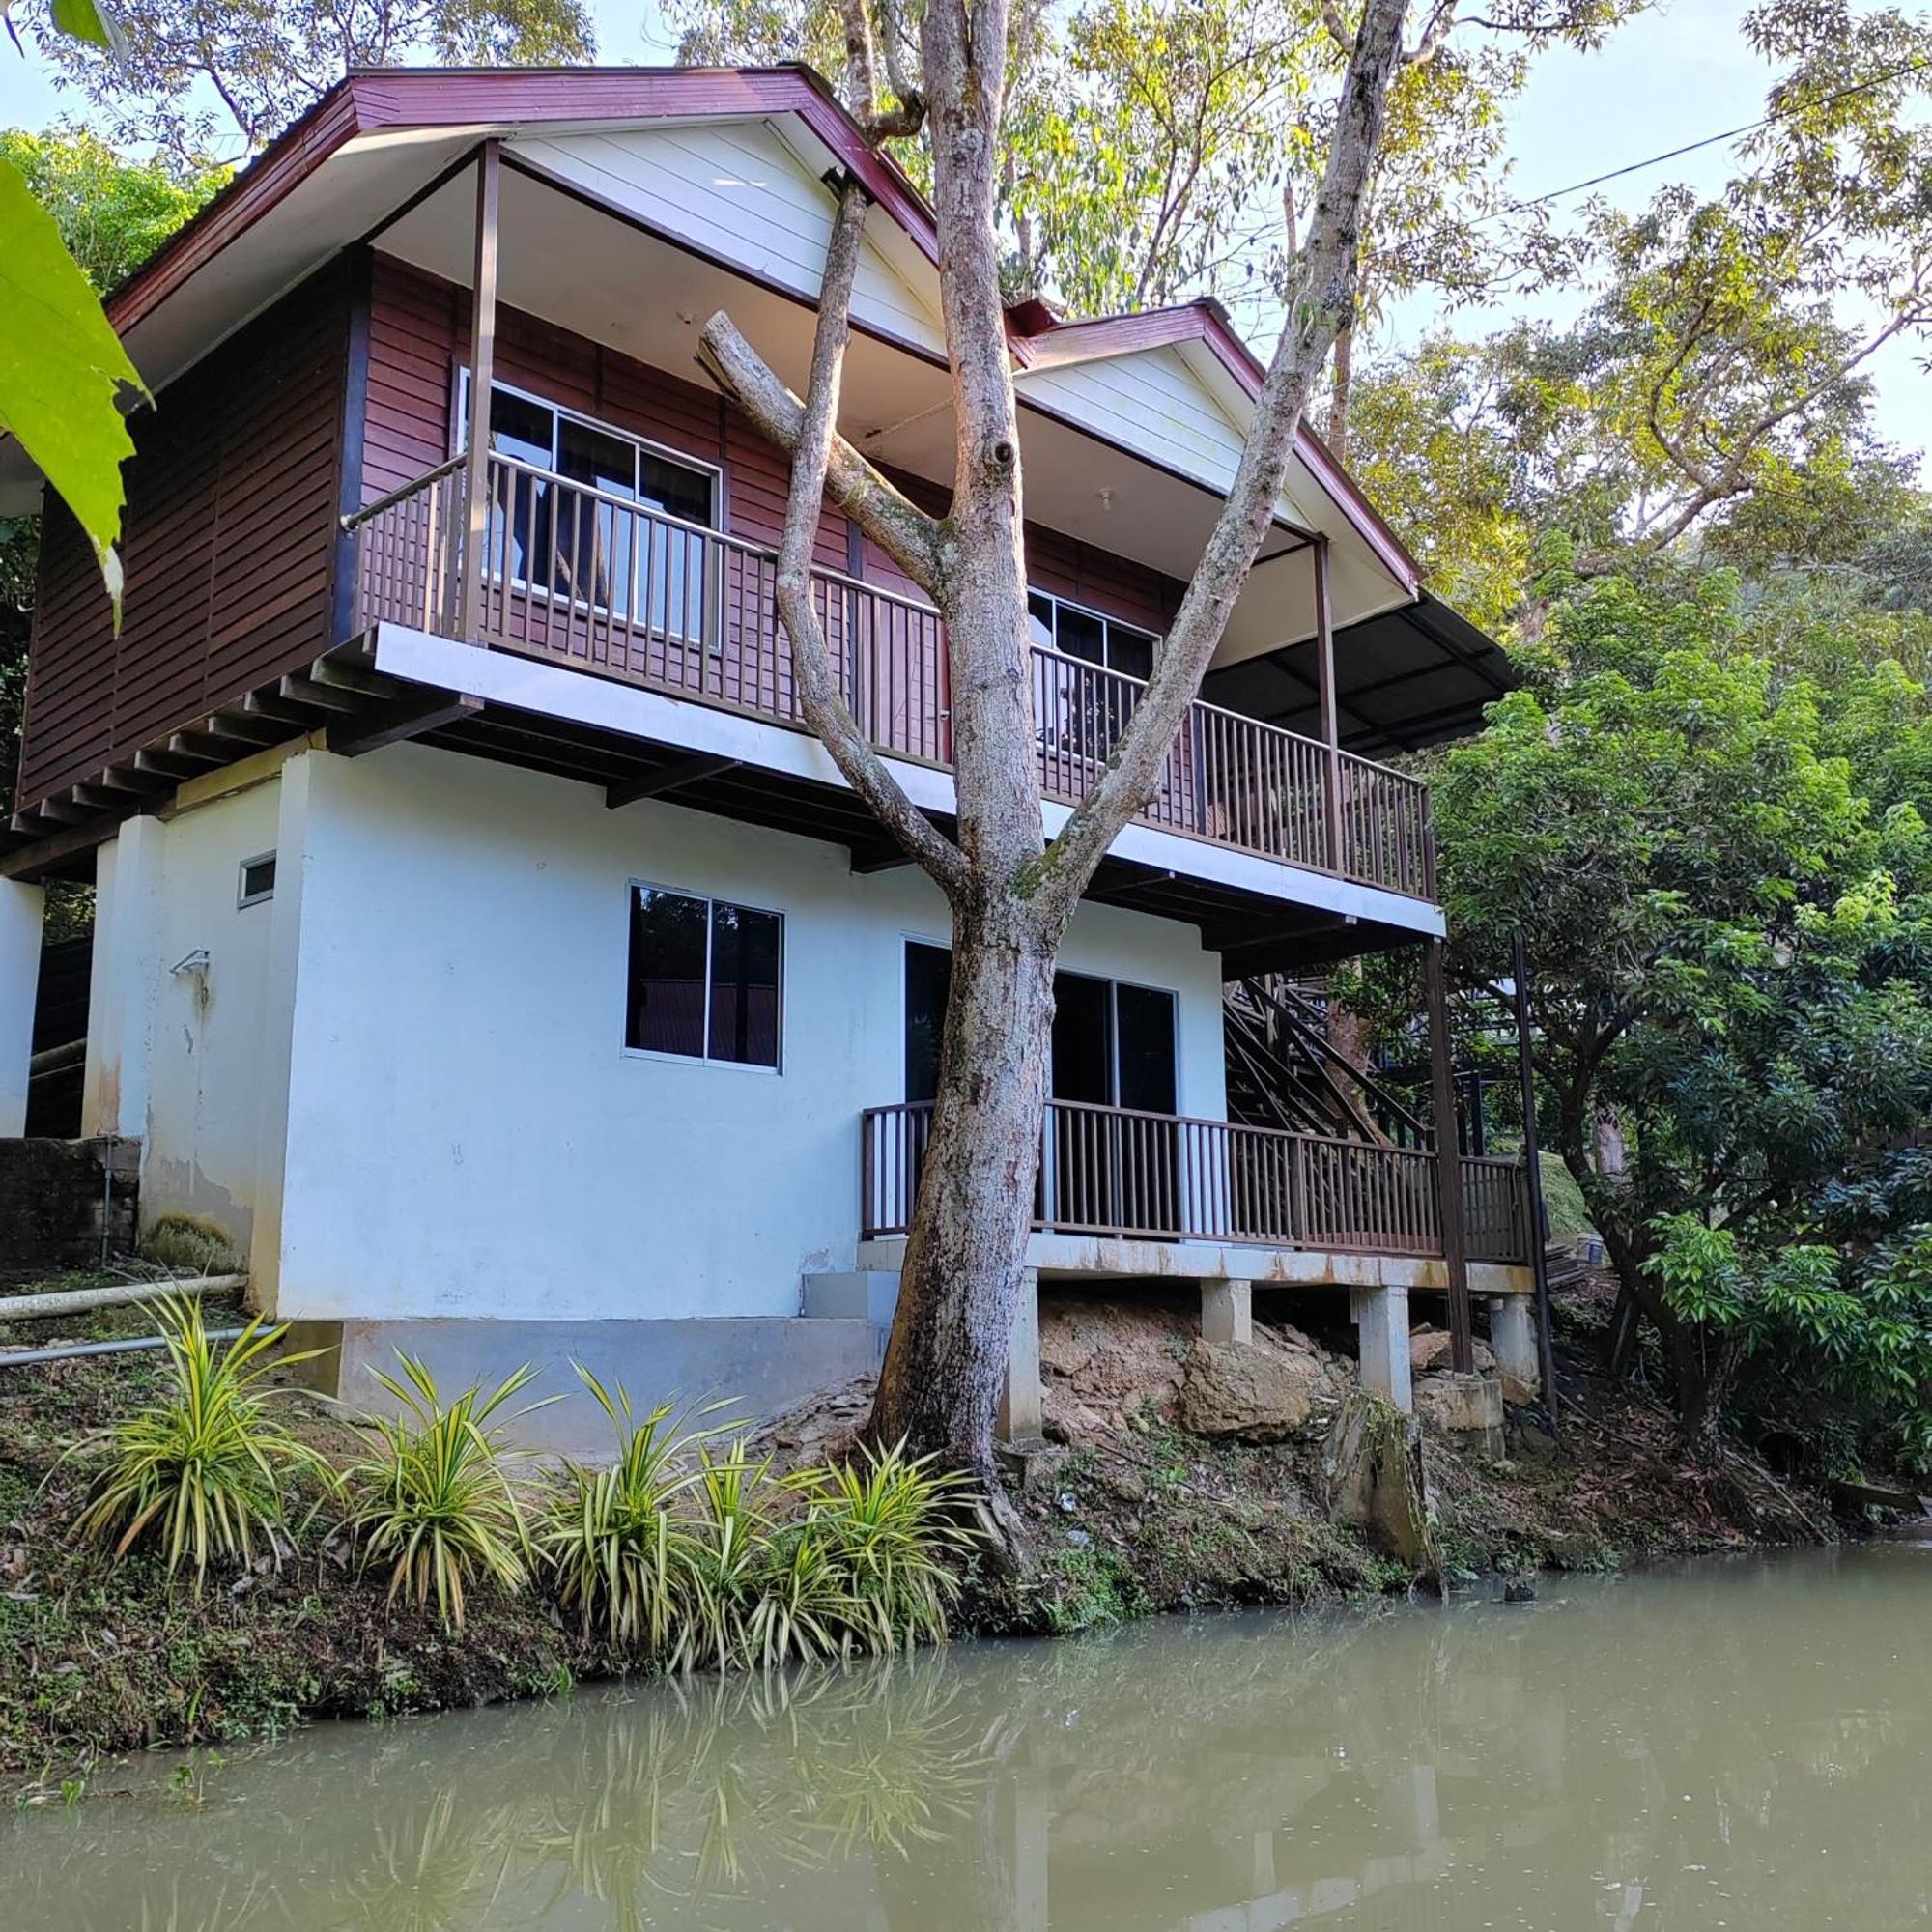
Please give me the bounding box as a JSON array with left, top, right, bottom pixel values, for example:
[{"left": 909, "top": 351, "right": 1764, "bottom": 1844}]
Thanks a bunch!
[
  {"left": 870, "top": 905, "right": 1058, "bottom": 1469},
  {"left": 1327, "top": 323, "right": 1354, "bottom": 461}
]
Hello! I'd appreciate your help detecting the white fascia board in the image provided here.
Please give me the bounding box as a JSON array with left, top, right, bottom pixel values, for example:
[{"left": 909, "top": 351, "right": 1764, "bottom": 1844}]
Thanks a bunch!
[{"left": 368, "top": 622, "right": 1444, "bottom": 936}]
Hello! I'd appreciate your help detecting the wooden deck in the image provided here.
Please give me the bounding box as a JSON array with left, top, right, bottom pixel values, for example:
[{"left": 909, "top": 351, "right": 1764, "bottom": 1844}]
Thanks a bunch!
[
  {"left": 860, "top": 1098, "right": 1531, "bottom": 1265},
  {"left": 350, "top": 456, "right": 1438, "bottom": 900}
]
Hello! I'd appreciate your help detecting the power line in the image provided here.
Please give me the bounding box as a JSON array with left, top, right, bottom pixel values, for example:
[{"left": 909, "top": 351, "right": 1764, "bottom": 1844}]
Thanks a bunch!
[{"left": 1435, "top": 46, "right": 1932, "bottom": 241}]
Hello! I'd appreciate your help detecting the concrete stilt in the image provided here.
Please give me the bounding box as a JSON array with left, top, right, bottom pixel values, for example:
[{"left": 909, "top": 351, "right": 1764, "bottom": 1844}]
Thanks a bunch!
[
  {"left": 0, "top": 879, "right": 44, "bottom": 1136},
  {"left": 1489, "top": 1295, "right": 1542, "bottom": 1398},
  {"left": 1350, "top": 1281, "right": 1413, "bottom": 1412},
  {"left": 1201, "top": 1277, "right": 1253, "bottom": 1347},
  {"left": 998, "top": 1267, "right": 1043, "bottom": 1443}
]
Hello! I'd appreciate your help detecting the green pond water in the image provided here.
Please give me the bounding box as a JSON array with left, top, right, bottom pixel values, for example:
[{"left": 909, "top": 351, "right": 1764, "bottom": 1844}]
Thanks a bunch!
[{"left": 8, "top": 1544, "right": 1931, "bottom": 1929}]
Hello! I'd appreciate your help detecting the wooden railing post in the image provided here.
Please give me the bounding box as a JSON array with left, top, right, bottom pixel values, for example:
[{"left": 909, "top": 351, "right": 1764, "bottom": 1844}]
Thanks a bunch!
[
  {"left": 1314, "top": 537, "right": 1347, "bottom": 874},
  {"left": 1425, "top": 936, "right": 1474, "bottom": 1370},
  {"left": 457, "top": 141, "right": 501, "bottom": 644}
]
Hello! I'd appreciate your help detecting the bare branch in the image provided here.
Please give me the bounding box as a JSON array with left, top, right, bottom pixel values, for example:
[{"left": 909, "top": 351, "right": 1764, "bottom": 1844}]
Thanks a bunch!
[
  {"left": 1029, "top": 0, "right": 1413, "bottom": 928},
  {"left": 696, "top": 319, "right": 947, "bottom": 592},
  {"left": 769, "top": 176, "right": 967, "bottom": 894}
]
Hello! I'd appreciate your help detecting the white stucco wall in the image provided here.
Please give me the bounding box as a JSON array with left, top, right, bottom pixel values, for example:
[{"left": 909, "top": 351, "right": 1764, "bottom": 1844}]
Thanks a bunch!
[
  {"left": 83, "top": 782, "right": 284, "bottom": 1252},
  {"left": 265, "top": 743, "right": 1227, "bottom": 1323}
]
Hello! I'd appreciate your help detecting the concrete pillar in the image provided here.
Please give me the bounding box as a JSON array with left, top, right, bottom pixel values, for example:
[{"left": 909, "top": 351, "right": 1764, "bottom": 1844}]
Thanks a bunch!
[
  {"left": 1489, "top": 1294, "right": 1542, "bottom": 1398},
  {"left": 0, "top": 879, "right": 44, "bottom": 1136},
  {"left": 82, "top": 812, "right": 167, "bottom": 1140},
  {"left": 997, "top": 1267, "right": 1043, "bottom": 1443},
  {"left": 1350, "top": 1281, "right": 1412, "bottom": 1412},
  {"left": 1201, "top": 1276, "right": 1253, "bottom": 1347},
  {"left": 250, "top": 755, "right": 314, "bottom": 1314}
]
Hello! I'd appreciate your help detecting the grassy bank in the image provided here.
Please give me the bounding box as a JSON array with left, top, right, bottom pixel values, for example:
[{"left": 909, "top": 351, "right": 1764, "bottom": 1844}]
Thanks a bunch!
[{"left": 0, "top": 1277, "right": 1843, "bottom": 1803}]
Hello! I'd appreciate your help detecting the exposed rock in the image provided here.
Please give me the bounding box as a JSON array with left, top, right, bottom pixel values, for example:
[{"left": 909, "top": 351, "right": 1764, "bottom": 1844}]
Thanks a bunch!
[
  {"left": 1039, "top": 1297, "right": 1195, "bottom": 1435},
  {"left": 1179, "top": 1341, "right": 1322, "bottom": 1443},
  {"left": 1409, "top": 1326, "right": 1496, "bottom": 1376},
  {"left": 1414, "top": 1371, "right": 1506, "bottom": 1461}
]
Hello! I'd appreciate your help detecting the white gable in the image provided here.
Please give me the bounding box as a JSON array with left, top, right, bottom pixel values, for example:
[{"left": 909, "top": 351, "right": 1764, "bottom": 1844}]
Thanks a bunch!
[
  {"left": 1013, "top": 343, "right": 1324, "bottom": 534},
  {"left": 508, "top": 121, "right": 948, "bottom": 358}
]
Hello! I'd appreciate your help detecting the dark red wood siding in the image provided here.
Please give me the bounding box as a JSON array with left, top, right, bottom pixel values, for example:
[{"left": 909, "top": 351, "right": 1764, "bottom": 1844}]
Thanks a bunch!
[
  {"left": 16, "top": 261, "right": 352, "bottom": 812},
  {"left": 361, "top": 253, "right": 1179, "bottom": 630}
]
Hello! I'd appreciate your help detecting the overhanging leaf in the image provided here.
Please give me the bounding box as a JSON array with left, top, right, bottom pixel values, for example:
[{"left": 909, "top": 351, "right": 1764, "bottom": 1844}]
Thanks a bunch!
[
  {"left": 0, "top": 152, "right": 146, "bottom": 611},
  {"left": 46, "top": 0, "right": 126, "bottom": 52}
]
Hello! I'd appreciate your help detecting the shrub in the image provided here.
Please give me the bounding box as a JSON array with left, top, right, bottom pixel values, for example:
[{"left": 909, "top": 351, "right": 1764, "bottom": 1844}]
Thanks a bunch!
[
  {"left": 677, "top": 1439, "right": 781, "bottom": 1673},
  {"left": 340, "top": 1355, "right": 551, "bottom": 1632},
  {"left": 797, "top": 1442, "right": 978, "bottom": 1654},
  {"left": 536, "top": 1369, "right": 724, "bottom": 1650},
  {"left": 65, "top": 1294, "right": 330, "bottom": 1587}
]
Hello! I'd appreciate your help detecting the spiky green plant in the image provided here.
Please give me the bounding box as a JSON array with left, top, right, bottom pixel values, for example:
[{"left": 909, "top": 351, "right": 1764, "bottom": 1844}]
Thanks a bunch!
[
  {"left": 746, "top": 1515, "right": 848, "bottom": 1667},
  {"left": 340, "top": 1355, "right": 552, "bottom": 1631},
  {"left": 535, "top": 1369, "right": 728, "bottom": 1651},
  {"left": 798, "top": 1441, "right": 980, "bottom": 1654},
  {"left": 677, "top": 1439, "right": 779, "bottom": 1673},
  {"left": 65, "top": 1294, "right": 330, "bottom": 1587}
]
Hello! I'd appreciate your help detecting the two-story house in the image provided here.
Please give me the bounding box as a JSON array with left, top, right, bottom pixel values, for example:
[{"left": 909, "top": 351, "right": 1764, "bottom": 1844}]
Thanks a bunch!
[{"left": 0, "top": 67, "right": 1536, "bottom": 1444}]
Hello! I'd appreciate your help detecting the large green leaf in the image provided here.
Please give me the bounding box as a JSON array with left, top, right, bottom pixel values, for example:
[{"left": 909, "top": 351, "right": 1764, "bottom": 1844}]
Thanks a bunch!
[
  {"left": 46, "top": 0, "right": 126, "bottom": 51},
  {"left": 0, "top": 152, "right": 146, "bottom": 610}
]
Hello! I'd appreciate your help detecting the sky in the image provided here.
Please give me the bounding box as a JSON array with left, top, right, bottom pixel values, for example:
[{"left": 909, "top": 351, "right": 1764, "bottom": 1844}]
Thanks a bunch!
[{"left": 1, "top": 0, "right": 1925, "bottom": 461}]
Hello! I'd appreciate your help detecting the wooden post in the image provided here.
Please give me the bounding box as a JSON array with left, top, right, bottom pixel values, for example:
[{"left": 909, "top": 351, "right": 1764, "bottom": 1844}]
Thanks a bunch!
[
  {"left": 1314, "top": 537, "right": 1347, "bottom": 874},
  {"left": 1511, "top": 928, "right": 1561, "bottom": 1425},
  {"left": 458, "top": 140, "right": 501, "bottom": 644},
  {"left": 1425, "top": 936, "right": 1474, "bottom": 1371}
]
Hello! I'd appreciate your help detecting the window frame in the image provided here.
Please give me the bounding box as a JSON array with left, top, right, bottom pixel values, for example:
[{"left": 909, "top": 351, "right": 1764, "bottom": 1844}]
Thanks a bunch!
[
  {"left": 455, "top": 371, "right": 724, "bottom": 642},
  {"left": 1025, "top": 587, "right": 1161, "bottom": 681},
  {"left": 237, "top": 851, "right": 276, "bottom": 910},
  {"left": 623, "top": 878, "right": 785, "bottom": 1074},
  {"left": 900, "top": 937, "right": 1179, "bottom": 1113}
]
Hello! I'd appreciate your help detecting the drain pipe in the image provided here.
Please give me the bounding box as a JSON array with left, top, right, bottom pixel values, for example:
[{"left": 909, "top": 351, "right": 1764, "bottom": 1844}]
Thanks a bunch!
[
  {"left": 0, "top": 1329, "right": 246, "bottom": 1370},
  {"left": 0, "top": 1274, "right": 248, "bottom": 1322}
]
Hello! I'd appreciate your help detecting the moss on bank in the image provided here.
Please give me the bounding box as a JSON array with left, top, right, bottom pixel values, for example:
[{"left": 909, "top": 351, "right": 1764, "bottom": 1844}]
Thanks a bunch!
[{"left": 0, "top": 1288, "right": 1841, "bottom": 1803}]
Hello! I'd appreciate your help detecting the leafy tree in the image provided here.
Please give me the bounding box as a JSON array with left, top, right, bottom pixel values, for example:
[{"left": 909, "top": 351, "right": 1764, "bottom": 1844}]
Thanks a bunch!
[
  {"left": 0, "top": 128, "right": 227, "bottom": 288},
  {"left": 1434, "top": 558, "right": 1932, "bottom": 1454},
  {"left": 696, "top": 0, "right": 1425, "bottom": 1511},
  {"left": 0, "top": 130, "right": 221, "bottom": 812},
  {"left": 34, "top": 0, "right": 595, "bottom": 159}
]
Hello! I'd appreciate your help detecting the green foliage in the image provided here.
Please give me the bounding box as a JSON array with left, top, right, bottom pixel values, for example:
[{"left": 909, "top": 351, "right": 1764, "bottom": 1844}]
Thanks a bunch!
[
  {"left": 0, "top": 153, "right": 146, "bottom": 611},
  {"left": 535, "top": 1371, "right": 720, "bottom": 1649},
  {"left": 1434, "top": 565, "right": 1932, "bottom": 1460},
  {"left": 787, "top": 1440, "right": 978, "bottom": 1654},
  {"left": 0, "top": 129, "right": 226, "bottom": 292},
  {"left": 65, "top": 1296, "right": 330, "bottom": 1586},
  {"left": 34, "top": 0, "right": 594, "bottom": 158},
  {"left": 341, "top": 1356, "right": 552, "bottom": 1632}
]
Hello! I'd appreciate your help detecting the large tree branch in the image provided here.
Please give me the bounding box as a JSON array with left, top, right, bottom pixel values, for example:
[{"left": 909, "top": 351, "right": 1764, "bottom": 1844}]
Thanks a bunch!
[
  {"left": 733, "top": 178, "right": 965, "bottom": 896},
  {"left": 1028, "top": 0, "right": 1413, "bottom": 929},
  {"left": 696, "top": 319, "right": 946, "bottom": 592}
]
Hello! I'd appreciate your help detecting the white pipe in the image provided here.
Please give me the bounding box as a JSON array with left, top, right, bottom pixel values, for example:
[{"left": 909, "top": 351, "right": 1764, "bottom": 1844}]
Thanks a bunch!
[{"left": 0, "top": 1273, "right": 248, "bottom": 1322}]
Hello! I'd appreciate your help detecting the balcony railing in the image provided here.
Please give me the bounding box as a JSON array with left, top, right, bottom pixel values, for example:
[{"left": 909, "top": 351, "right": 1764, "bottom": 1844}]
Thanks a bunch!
[
  {"left": 860, "top": 1099, "right": 1531, "bottom": 1264},
  {"left": 349, "top": 456, "right": 1435, "bottom": 899}
]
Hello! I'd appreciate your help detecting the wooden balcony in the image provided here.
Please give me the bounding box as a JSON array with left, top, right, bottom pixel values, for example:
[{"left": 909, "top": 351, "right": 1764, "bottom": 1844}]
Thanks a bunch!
[
  {"left": 860, "top": 1099, "right": 1531, "bottom": 1264},
  {"left": 349, "top": 456, "right": 1437, "bottom": 900}
]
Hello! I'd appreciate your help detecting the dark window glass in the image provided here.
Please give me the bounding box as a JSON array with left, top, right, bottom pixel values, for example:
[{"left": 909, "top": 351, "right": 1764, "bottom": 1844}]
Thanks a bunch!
[
  {"left": 904, "top": 941, "right": 953, "bottom": 1102},
  {"left": 708, "top": 901, "right": 782, "bottom": 1068},
  {"left": 239, "top": 854, "right": 276, "bottom": 906},
  {"left": 1026, "top": 590, "right": 1057, "bottom": 651},
  {"left": 1051, "top": 970, "right": 1115, "bottom": 1105},
  {"left": 487, "top": 387, "right": 552, "bottom": 469},
  {"left": 1108, "top": 625, "right": 1154, "bottom": 682},
  {"left": 1116, "top": 983, "right": 1177, "bottom": 1114},
  {"left": 556, "top": 417, "right": 638, "bottom": 610},
  {"left": 626, "top": 887, "right": 709, "bottom": 1058},
  {"left": 638, "top": 452, "right": 716, "bottom": 641},
  {"left": 1055, "top": 603, "right": 1107, "bottom": 666}
]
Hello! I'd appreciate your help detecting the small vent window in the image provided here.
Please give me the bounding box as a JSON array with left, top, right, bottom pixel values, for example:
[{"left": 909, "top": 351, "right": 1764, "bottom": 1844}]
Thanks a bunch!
[{"left": 238, "top": 853, "right": 276, "bottom": 908}]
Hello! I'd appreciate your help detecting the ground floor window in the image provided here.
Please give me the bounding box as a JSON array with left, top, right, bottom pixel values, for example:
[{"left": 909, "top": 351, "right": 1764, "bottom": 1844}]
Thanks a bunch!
[
  {"left": 627, "top": 885, "right": 782, "bottom": 1068},
  {"left": 903, "top": 942, "right": 1176, "bottom": 1109}
]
